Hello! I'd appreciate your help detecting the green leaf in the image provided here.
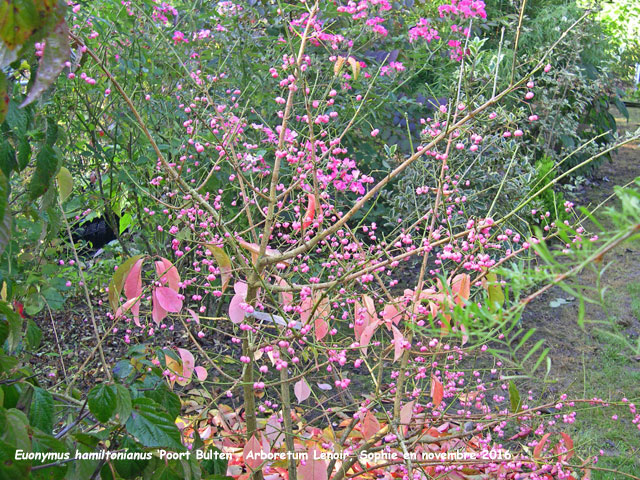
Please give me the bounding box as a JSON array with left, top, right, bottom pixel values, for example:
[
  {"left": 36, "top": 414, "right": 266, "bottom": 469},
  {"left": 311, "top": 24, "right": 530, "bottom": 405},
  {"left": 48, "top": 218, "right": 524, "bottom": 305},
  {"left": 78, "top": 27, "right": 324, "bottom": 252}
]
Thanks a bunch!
[
  {"left": 108, "top": 255, "right": 145, "bottom": 312},
  {"left": 0, "top": 140, "right": 16, "bottom": 178},
  {"left": 114, "top": 384, "right": 132, "bottom": 424},
  {"left": 17, "top": 135, "right": 31, "bottom": 170},
  {"left": 29, "top": 387, "right": 54, "bottom": 433},
  {"left": 56, "top": 166, "right": 72, "bottom": 202},
  {"left": 41, "top": 286, "right": 64, "bottom": 310},
  {"left": 143, "top": 383, "right": 181, "bottom": 419},
  {"left": 0, "top": 71, "right": 7, "bottom": 123},
  {"left": 0, "top": 0, "right": 62, "bottom": 50},
  {"left": 508, "top": 380, "right": 521, "bottom": 413},
  {"left": 26, "top": 319, "right": 42, "bottom": 349},
  {"left": 201, "top": 447, "right": 229, "bottom": 476},
  {"left": 126, "top": 397, "right": 183, "bottom": 450},
  {"left": 31, "top": 430, "right": 69, "bottom": 480},
  {"left": 119, "top": 212, "right": 132, "bottom": 235},
  {"left": 29, "top": 144, "right": 59, "bottom": 200},
  {"left": 113, "top": 437, "right": 149, "bottom": 479},
  {"left": 1, "top": 408, "right": 31, "bottom": 451},
  {"left": 0, "top": 300, "right": 21, "bottom": 352},
  {"left": 88, "top": 383, "right": 117, "bottom": 423},
  {"left": 486, "top": 272, "right": 505, "bottom": 311},
  {"left": 0, "top": 168, "right": 8, "bottom": 223}
]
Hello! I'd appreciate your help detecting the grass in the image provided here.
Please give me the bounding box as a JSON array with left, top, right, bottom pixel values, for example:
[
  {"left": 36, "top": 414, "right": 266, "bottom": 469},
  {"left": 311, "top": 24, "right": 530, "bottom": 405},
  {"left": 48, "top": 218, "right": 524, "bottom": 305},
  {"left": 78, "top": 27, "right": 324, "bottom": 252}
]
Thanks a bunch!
[{"left": 565, "top": 281, "right": 640, "bottom": 479}]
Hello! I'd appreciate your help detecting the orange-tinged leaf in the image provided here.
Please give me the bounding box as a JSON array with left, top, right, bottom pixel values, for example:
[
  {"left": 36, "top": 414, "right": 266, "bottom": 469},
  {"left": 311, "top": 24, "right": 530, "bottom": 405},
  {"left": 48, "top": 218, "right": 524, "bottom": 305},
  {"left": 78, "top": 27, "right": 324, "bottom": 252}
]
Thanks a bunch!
[
  {"left": 347, "top": 56, "right": 360, "bottom": 80},
  {"left": 362, "top": 410, "right": 380, "bottom": 442},
  {"left": 334, "top": 56, "right": 346, "bottom": 76},
  {"left": 302, "top": 193, "right": 316, "bottom": 230},
  {"left": 451, "top": 273, "right": 470, "bottom": 305},
  {"left": 431, "top": 375, "right": 444, "bottom": 408},
  {"left": 207, "top": 244, "right": 232, "bottom": 293}
]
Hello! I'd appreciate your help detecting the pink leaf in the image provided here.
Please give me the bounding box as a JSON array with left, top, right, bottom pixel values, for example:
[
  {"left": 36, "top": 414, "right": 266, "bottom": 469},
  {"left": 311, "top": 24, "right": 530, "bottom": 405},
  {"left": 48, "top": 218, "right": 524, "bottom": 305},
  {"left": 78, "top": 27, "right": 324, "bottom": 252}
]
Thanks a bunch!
[
  {"left": 265, "top": 415, "right": 283, "bottom": 448},
  {"left": 400, "top": 401, "right": 414, "bottom": 428},
  {"left": 186, "top": 308, "right": 200, "bottom": 324},
  {"left": 294, "top": 378, "right": 311, "bottom": 402},
  {"left": 362, "top": 410, "right": 380, "bottom": 441},
  {"left": 151, "top": 288, "right": 168, "bottom": 325},
  {"left": 114, "top": 297, "right": 139, "bottom": 322},
  {"left": 155, "top": 286, "right": 183, "bottom": 313},
  {"left": 299, "top": 445, "right": 328, "bottom": 480},
  {"left": 274, "top": 275, "right": 293, "bottom": 306},
  {"left": 381, "top": 303, "right": 401, "bottom": 328},
  {"left": 300, "top": 296, "right": 313, "bottom": 326},
  {"left": 124, "top": 258, "right": 143, "bottom": 322},
  {"left": 234, "top": 281, "right": 248, "bottom": 297},
  {"left": 353, "top": 299, "right": 370, "bottom": 342},
  {"left": 243, "top": 434, "right": 264, "bottom": 471},
  {"left": 359, "top": 321, "right": 378, "bottom": 356},
  {"left": 315, "top": 316, "right": 328, "bottom": 341},
  {"left": 392, "top": 326, "right": 404, "bottom": 363},
  {"left": 155, "top": 257, "right": 180, "bottom": 292},
  {"left": 194, "top": 366, "right": 208, "bottom": 382},
  {"left": 229, "top": 293, "right": 246, "bottom": 324},
  {"left": 178, "top": 348, "right": 195, "bottom": 379}
]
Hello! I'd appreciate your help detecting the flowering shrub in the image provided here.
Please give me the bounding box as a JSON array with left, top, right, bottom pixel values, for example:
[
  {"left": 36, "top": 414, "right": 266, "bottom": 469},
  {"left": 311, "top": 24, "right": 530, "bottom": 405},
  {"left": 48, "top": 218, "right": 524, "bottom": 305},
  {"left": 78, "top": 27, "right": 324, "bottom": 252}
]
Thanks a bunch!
[{"left": 0, "top": 1, "right": 639, "bottom": 480}]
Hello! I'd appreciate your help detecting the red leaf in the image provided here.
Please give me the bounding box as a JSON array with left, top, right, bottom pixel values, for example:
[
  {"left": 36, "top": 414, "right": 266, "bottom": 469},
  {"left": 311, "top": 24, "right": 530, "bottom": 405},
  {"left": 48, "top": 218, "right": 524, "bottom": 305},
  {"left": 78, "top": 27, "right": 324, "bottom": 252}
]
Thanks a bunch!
[
  {"left": 299, "top": 445, "right": 328, "bottom": 480},
  {"left": 155, "top": 257, "right": 180, "bottom": 292},
  {"left": 243, "top": 434, "right": 264, "bottom": 471},
  {"left": 560, "top": 432, "right": 574, "bottom": 461},
  {"left": 392, "top": 326, "right": 404, "bottom": 362},
  {"left": 533, "top": 432, "right": 552, "bottom": 459},
  {"left": 431, "top": 375, "right": 444, "bottom": 408},
  {"left": 124, "top": 258, "right": 143, "bottom": 322},
  {"left": 155, "top": 286, "right": 183, "bottom": 312},
  {"left": 362, "top": 410, "right": 380, "bottom": 441},
  {"left": 151, "top": 288, "right": 168, "bottom": 325},
  {"left": 294, "top": 378, "right": 311, "bottom": 402}
]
